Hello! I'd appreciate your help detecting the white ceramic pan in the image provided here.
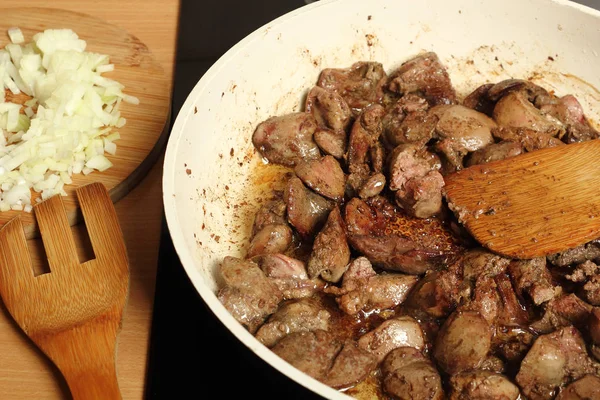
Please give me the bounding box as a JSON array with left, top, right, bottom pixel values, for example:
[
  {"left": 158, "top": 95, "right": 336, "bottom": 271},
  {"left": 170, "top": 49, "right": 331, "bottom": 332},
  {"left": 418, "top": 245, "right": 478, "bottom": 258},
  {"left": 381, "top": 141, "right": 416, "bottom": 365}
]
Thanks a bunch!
[{"left": 163, "top": 0, "right": 600, "bottom": 397}]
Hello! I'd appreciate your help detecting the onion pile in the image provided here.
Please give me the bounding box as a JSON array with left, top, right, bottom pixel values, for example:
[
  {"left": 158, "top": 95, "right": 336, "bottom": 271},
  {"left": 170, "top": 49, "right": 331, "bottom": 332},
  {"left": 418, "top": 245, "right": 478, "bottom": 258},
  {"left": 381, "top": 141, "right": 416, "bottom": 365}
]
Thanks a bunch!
[{"left": 0, "top": 28, "right": 138, "bottom": 212}]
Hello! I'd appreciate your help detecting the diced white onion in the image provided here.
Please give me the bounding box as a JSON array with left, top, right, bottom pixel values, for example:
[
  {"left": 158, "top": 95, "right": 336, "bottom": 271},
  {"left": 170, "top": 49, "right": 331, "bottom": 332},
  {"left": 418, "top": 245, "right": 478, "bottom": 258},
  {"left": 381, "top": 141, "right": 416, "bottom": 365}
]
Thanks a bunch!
[
  {"left": 96, "top": 64, "right": 114, "bottom": 73},
  {"left": 0, "top": 27, "right": 138, "bottom": 211},
  {"left": 7, "top": 27, "right": 24, "bottom": 44},
  {"left": 105, "top": 132, "right": 120, "bottom": 142},
  {"left": 6, "top": 44, "right": 23, "bottom": 68},
  {"left": 3, "top": 183, "right": 30, "bottom": 206},
  {"left": 121, "top": 93, "right": 139, "bottom": 105},
  {"left": 86, "top": 154, "right": 112, "bottom": 172},
  {"left": 103, "top": 139, "right": 117, "bottom": 155}
]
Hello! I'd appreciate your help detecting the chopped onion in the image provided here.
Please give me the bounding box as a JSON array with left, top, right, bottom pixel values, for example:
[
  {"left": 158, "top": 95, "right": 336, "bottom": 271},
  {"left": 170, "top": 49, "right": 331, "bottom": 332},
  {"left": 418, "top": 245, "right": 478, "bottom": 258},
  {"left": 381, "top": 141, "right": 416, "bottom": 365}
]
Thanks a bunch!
[
  {"left": 121, "top": 93, "right": 139, "bottom": 105},
  {"left": 7, "top": 28, "right": 24, "bottom": 44},
  {"left": 86, "top": 154, "right": 112, "bottom": 171},
  {"left": 96, "top": 64, "right": 114, "bottom": 73},
  {"left": 6, "top": 44, "right": 23, "bottom": 68},
  {"left": 0, "top": 28, "right": 139, "bottom": 211},
  {"left": 103, "top": 139, "right": 117, "bottom": 155},
  {"left": 3, "top": 182, "right": 30, "bottom": 206},
  {"left": 105, "top": 132, "right": 120, "bottom": 142}
]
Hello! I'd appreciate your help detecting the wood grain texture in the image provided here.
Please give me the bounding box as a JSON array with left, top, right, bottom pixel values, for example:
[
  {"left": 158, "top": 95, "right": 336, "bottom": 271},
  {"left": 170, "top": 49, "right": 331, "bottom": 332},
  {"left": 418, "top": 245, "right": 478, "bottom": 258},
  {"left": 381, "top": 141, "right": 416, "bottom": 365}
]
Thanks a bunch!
[
  {"left": 0, "top": 1, "right": 178, "bottom": 399},
  {"left": 0, "top": 184, "right": 129, "bottom": 400},
  {"left": 444, "top": 139, "right": 600, "bottom": 259},
  {"left": 0, "top": 7, "right": 171, "bottom": 238}
]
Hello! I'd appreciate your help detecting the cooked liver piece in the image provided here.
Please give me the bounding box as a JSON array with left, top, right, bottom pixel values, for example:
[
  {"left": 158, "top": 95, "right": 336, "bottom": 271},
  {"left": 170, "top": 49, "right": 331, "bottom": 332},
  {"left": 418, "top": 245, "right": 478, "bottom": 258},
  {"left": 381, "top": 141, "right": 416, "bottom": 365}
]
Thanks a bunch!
[
  {"left": 463, "top": 83, "right": 495, "bottom": 116},
  {"left": 536, "top": 94, "right": 600, "bottom": 143},
  {"left": 253, "top": 112, "right": 321, "bottom": 166},
  {"left": 314, "top": 129, "right": 347, "bottom": 159},
  {"left": 217, "top": 257, "right": 282, "bottom": 333},
  {"left": 345, "top": 104, "right": 386, "bottom": 194},
  {"left": 273, "top": 330, "right": 376, "bottom": 389},
  {"left": 508, "top": 257, "right": 562, "bottom": 305},
  {"left": 493, "top": 91, "right": 564, "bottom": 136},
  {"left": 556, "top": 375, "right": 600, "bottom": 400},
  {"left": 493, "top": 326, "right": 536, "bottom": 365},
  {"left": 285, "top": 176, "right": 334, "bottom": 237},
  {"left": 491, "top": 126, "right": 565, "bottom": 151},
  {"left": 257, "top": 253, "right": 307, "bottom": 279},
  {"left": 382, "top": 93, "right": 433, "bottom": 147},
  {"left": 358, "top": 172, "right": 386, "bottom": 199},
  {"left": 449, "top": 370, "right": 520, "bottom": 400},
  {"left": 388, "top": 143, "right": 444, "bottom": 218},
  {"left": 307, "top": 206, "right": 351, "bottom": 283},
  {"left": 344, "top": 197, "right": 460, "bottom": 274},
  {"left": 252, "top": 199, "right": 288, "bottom": 235},
  {"left": 322, "top": 341, "right": 378, "bottom": 389},
  {"left": 325, "top": 257, "right": 418, "bottom": 315},
  {"left": 516, "top": 326, "right": 600, "bottom": 400},
  {"left": 388, "top": 144, "right": 439, "bottom": 191},
  {"left": 487, "top": 79, "right": 550, "bottom": 102},
  {"left": 466, "top": 141, "right": 523, "bottom": 167},
  {"left": 256, "top": 253, "right": 325, "bottom": 300},
  {"left": 318, "top": 61, "right": 387, "bottom": 114},
  {"left": 530, "top": 294, "right": 592, "bottom": 334},
  {"left": 394, "top": 170, "right": 444, "bottom": 218},
  {"left": 396, "top": 93, "right": 431, "bottom": 114},
  {"left": 305, "top": 86, "right": 352, "bottom": 132},
  {"left": 433, "top": 104, "right": 496, "bottom": 172},
  {"left": 255, "top": 298, "right": 331, "bottom": 347},
  {"left": 406, "top": 268, "right": 461, "bottom": 318},
  {"left": 294, "top": 156, "right": 346, "bottom": 201},
  {"left": 463, "top": 274, "right": 530, "bottom": 326},
  {"left": 347, "top": 163, "right": 372, "bottom": 197},
  {"left": 272, "top": 330, "right": 342, "bottom": 380},
  {"left": 462, "top": 248, "right": 511, "bottom": 280},
  {"left": 369, "top": 142, "right": 385, "bottom": 172},
  {"left": 382, "top": 347, "right": 443, "bottom": 400},
  {"left": 387, "top": 52, "right": 457, "bottom": 105},
  {"left": 358, "top": 316, "right": 425, "bottom": 362},
  {"left": 247, "top": 224, "right": 293, "bottom": 258},
  {"left": 434, "top": 310, "right": 492, "bottom": 374},
  {"left": 385, "top": 109, "right": 438, "bottom": 147},
  {"left": 348, "top": 104, "right": 386, "bottom": 167}
]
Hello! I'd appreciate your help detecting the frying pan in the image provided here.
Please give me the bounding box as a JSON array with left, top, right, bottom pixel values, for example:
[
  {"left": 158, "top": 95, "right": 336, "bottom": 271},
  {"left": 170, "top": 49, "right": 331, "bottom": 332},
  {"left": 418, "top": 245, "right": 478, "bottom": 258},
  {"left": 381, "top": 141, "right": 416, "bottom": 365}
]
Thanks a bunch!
[{"left": 163, "top": 0, "right": 600, "bottom": 397}]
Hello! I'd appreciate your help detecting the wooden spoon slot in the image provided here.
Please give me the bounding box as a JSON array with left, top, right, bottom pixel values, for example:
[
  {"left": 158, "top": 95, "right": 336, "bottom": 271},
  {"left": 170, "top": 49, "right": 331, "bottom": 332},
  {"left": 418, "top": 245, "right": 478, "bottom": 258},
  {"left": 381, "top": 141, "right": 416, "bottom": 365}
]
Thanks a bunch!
[
  {"left": 72, "top": 223, "right": 96, "bottom": 264},
  {"left": 27, "top": 237, "right": 51, "bottom": 277}
]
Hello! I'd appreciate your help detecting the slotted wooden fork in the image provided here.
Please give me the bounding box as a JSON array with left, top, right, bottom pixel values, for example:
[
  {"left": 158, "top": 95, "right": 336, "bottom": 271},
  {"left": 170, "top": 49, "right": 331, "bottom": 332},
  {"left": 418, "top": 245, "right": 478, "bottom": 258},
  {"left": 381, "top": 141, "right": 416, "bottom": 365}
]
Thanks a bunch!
[{"left": 0, "top": 182, "right": 129, "bottom": 400}]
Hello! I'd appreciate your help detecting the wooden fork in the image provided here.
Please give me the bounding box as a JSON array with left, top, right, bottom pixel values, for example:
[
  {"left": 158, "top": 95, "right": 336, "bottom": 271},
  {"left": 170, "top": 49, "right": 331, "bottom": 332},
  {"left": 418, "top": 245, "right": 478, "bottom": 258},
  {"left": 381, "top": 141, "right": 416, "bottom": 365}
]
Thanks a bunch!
[{"left": 0, "top": 182, "right": 129, "bottom": 400}]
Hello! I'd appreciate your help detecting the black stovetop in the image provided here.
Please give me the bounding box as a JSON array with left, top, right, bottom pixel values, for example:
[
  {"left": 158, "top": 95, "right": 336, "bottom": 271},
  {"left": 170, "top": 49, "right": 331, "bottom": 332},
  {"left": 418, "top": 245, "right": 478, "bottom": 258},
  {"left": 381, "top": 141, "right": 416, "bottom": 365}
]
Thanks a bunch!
[{"left": 145, "top": 0, "right": 321, "bottom": 398}]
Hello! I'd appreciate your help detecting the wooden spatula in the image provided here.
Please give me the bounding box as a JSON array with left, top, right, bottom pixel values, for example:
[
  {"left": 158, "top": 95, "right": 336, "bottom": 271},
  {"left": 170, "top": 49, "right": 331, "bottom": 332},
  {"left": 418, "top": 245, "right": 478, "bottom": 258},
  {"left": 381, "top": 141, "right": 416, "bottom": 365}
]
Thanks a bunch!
[
  {"left": 0, "top": 182, "right": 129, "bottom": 400},
  {"left": 444, "top": 139, "right": 600, "bottom": 259}
]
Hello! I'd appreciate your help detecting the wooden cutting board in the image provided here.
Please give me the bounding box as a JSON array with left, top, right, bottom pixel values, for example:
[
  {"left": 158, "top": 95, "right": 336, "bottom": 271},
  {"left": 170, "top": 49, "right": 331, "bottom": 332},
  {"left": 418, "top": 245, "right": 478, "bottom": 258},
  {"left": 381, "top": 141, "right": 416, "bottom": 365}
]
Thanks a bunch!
[{"left": 0, "top": 7, "right": 170, "bottom": 238}]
